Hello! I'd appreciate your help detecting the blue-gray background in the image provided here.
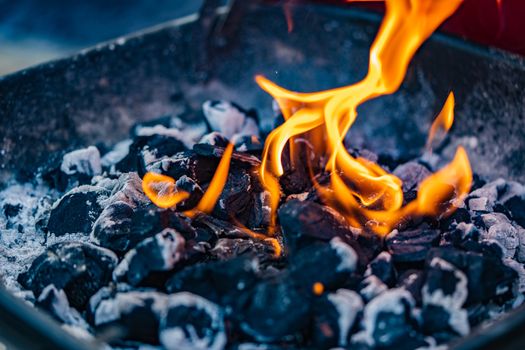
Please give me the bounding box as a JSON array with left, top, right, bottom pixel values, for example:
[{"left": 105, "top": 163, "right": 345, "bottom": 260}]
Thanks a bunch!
[{"left": 0, "top": 0, "right": 205, "bottom": 75}]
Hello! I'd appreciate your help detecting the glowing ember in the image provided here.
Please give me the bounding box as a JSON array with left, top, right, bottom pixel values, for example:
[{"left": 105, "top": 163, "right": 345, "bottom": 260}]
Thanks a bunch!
[{"left": 257, "top": 0, "right": 472, "bottom": 235}]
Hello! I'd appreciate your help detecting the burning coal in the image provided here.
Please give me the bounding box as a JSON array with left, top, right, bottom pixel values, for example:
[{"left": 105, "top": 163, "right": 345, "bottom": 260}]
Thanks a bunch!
[{"left": 143, "top": 0, "right": 473, "bottom": 238}]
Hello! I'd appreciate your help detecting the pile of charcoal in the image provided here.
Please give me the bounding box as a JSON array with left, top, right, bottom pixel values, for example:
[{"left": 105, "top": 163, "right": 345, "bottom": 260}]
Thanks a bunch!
[{"left": 2, "top": 100, "right": 525, "bottom": 350}]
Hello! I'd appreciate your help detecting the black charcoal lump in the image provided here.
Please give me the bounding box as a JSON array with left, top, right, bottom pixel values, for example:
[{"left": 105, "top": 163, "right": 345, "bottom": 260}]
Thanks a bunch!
[
  {"left": 426, "top": 248, "right": 517, "bottom": 304},
  {"left": 386, "top": 227, "right": 440, "bottom": 262},
  {"left": 92, "top": 290, "right": 167, "bottom": 344},
  {"left": 159, "top": 292, "right": 226, "bottom": 350},
  {"left": 365, "top": 251, "right": 396, "bottom": 286},
  {"left": 46, "top": 185, "right": 110, "bottom": 236},
  {"left": 61, "top": 146, "right": 102, "bottom": 181},
  {"left": 278, "top": 199, "right": 354, "bottom": 253},
  {"left": 289, "top": 238, "right": 358, "bottom": 291},
  {"left": 421, "top": 257, "right": 469, "bottom": 336},
  {"left": 36, "top": 284, "right": 89, "bottom": 329},
  {"left": 113, "top": 229, "right": 186, "bottom": 286},
  {"left": 359, "top": 275, "right": 388, "bottom": 302},
  {"left": 165, "top": 256, "right": 260, "bottom": 305},
  {"left": 18, "top": 242, "right": 117, "bottom": 309},
  {"left": 198, "top": 132, "right": 230, "bottom": 147},
  {"left": 237, "top": 278, "right": 311, "bottom": 342},
  {"left": 312, "top": 289, "right": 363, "bottom": 348},
  {"left": 356, "top": 288, "right": 415, "bottom": 348},
  {"left": 202, "top": 100, "right": 259, "bottom": 139}
]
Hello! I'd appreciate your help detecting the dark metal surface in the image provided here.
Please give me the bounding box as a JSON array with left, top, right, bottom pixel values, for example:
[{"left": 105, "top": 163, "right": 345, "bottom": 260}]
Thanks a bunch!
[
  {"left": 0, "top": 2, "right": 524, "bottom": 349},
  {"left": 0, "top": 287, "right": 101, "bottom": 350}
]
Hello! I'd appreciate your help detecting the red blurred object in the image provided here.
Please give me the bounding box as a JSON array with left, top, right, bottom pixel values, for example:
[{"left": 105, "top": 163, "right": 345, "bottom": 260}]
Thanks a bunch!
[{"left": 277, "top": 0, "right": 525, "bottom": 56}]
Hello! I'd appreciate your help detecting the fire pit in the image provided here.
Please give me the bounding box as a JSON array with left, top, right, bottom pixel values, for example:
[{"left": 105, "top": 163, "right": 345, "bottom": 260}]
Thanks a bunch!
[{"left": 1, "top": 1, "right": 525, "bottom": 349}]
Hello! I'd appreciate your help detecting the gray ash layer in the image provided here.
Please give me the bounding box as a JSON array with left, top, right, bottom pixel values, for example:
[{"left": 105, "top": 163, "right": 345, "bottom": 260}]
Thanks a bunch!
[{"left": 1, "top": 99, "right": 525, "bottom": 350}]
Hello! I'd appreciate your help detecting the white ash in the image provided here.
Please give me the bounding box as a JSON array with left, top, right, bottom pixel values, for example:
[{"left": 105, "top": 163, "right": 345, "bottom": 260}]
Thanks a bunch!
[
  {"left": 330, "top": 237, "right": 358, "bottom": 273},
  {"left": 159, "top": 292, "right": 226, "bottom": 350},
  {"left": 60, "top": 146, "right": 102, "bottom": 177},
  {"left": 202, "top": 100, "right": 259, "bottom": 139},
  {"left": 359, "top": 288, "right": 415, "bottom": 346},
  {"left": 486, "top": 223, "right": 518, "bottom": 259},
  {"left": 327, "top": 289, "right": 364, "bottom": 346},
  {"left": 99, "top": 172, "right": 148, "bottom": 209},
  {"left": 503, "top": 258, "right": 525, "bottom": 293},
  {"left": 422, "top": 258, "right": 468, "bottom": 310},
  {"left": 198, "top": 131, "right": 228, "bottom": 146},
  {"left": 360, "top": 275, "right": 388, "bottom": 302},
  {"left": 136, "top": 123, "right": 207, "bottom": 150},
  {"left": 0, "top": 182, "right": 57, "bottom": 292},
  {"left": 422, "top": 258, "right": 470, "bottom": 336},
  {"left": 515, "top": 224, "right": 525, "bottom": 263},
  {"left": 94, "top": 291, "right": 167, "bottom": 326},
  {"left": 480, "top": 212, "right": 511, "bottom": 228},
  {"left": 38, "top": 284, "right": 89, "bottom": 329},
  {"left": 101, "top": 139, "right": 133, "bottom": 167}
]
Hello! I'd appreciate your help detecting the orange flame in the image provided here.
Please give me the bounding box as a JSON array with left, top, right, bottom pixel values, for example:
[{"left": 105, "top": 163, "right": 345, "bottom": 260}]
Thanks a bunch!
[
  {"left": 142, "top": 172, "right": 189, "bottom": 209},
  {"left": 187, "top": 143, "right": 234, "bottom": 215},
  {"left": 142, "top": 143, "right": 234, "bottom": 214},
  {"left": 257, "top": 0, "right": 471, "bottom": 235},
  {"left": 426, "top": 92, "right": 455, "bottom": 152}
]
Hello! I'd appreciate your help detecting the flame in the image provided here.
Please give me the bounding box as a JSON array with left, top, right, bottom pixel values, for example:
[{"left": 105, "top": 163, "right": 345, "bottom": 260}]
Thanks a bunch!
[
  {"left": 426, "top": 92, "right": 455, "bottom": 152},
  {"left": 142, "top": 172, "right": 189, "bottom": 209},
  {"left": 257, "top": 0, "right": 471, "bottom": 235},
  {"left": 187, "top": 143, "right": 234, "bottom": 215}
]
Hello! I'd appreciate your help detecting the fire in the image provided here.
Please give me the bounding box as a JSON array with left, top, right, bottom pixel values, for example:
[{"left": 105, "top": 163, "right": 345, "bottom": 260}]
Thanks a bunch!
[
  {"left": 426, "top": 92, "right": 455, "bottom": 152},
  {"left": 186, "top": 143, "right": 234, "bottom": 216},
  {"left": 143, "top": 0, "right": 472, "bottom": 247},
  {"left": 257, "top": 0, "right": 472, "bottom": 235},
  {"left": 142, "top": 143, "right": 234, "bottom": 214},
  {"left": 142, "top": 172, "right": 189, "bottom": 209}
]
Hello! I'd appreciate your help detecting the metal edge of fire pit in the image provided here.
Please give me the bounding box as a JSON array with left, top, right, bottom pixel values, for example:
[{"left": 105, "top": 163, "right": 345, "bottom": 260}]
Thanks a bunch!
[
  {"left": 0, "top": 3, "right": 524, "bottom": 349},
  {"left": 0, "top": 286, "right": 102, "bottom": 350}
]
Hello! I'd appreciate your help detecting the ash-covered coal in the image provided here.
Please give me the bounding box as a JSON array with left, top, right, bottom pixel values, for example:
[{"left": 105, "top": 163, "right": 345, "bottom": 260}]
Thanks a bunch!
[{"left": 2, "top": 99, "right": 525, "bottom": 350}]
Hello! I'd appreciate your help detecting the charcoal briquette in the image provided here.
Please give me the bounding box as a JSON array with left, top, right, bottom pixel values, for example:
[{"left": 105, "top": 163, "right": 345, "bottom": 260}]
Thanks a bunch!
[
  {"left": 192, "top": 143, "right": 261, "bottom": 167},
  {"left": 146, "top": 150, "right": 220, "bottom": 185},
  {"left": 165, "top": 256, "right": 260, "bottom": 305},
  {"left": 113, "top": 229, "right": 186, "bottom": 286},
  {"left": 198, "top": 131, "right": 230, "bottom": 147},
  {"left": 92, "top": 202, "right": 195, "bottom": 253},
  {"left": 393, "top": 161, "right": 431, "bottom": 194},
  {"left": 212, "top": 167, "right": 252, "bottom": 222},
  {"left": 234, "top": 135, "right": 264, "bottom": 153},
  {"left": 159, "top": 292, "right": 226, "bottom": 350},
  {"left": 208, "top": 238, "right": 275, "bottom": 262},
  {"left": 426, "top": 247, "right": 517, "bottom": 304},
  {"left": 365, "top": 251, "right": 396, "bottom": 286},
  {"left": 486, "top": 223, "right": 518, "bottom": 258},
  {"left": 396, "top": 269, "right": 425, "bottom": 304},
  {"left": 386, "top": 227, "right": 440, "bottom": 262},
  {"left": 311, "top": 289, "right": 363, "bottom": 348},
  {"left": 36, "top": 284, "right": 90, "bottom": 329},
  {"left": 278, "top": 199, "right": 354, "bottom": 253},
  {"left": 359, "top": 288, "right": 415, "bottom": 348},
  {"left": 236, "top": 277, "right": 311, "bottom": 342},
  {"left": 175, "top": 175, "right": 204, "bottom": 211},
  {"left": 421, "top": 257, "right": 469, "bottom": 336},
  {"left": 46, "top": 185, "right": 110, "bottom": 236},
  {"left": 359, "top": 275, "right": 388, "bottom": 302},
  {"left": 202, "top": 100, "right": 259, "bottom": 139},
  {"left": 18, "top": 242, "right": 118, "bottom": 309},
  {"left": 288, "top": 238, "right": 358, "bottom": 291},
  {"left": 92, "top": 290, "right": 167, "bottom": 344}
]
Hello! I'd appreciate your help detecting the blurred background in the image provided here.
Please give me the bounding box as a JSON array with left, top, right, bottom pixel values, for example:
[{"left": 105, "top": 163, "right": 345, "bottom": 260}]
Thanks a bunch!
[{"left": 0, "top": 0, "right": 523, "bottom": 76}]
